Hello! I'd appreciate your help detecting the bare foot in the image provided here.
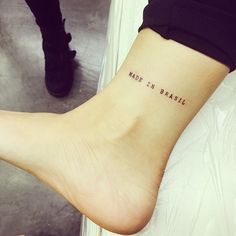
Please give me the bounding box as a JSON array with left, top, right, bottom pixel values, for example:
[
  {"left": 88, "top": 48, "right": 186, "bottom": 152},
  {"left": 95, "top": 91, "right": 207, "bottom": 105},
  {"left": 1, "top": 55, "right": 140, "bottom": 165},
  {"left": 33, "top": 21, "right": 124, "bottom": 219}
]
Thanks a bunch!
[
  {"left": 0, "top": 91, "right": 171, "bottom": 234},
  {"left": 0, "top": 29, "right": 229, "bottom": 234}
]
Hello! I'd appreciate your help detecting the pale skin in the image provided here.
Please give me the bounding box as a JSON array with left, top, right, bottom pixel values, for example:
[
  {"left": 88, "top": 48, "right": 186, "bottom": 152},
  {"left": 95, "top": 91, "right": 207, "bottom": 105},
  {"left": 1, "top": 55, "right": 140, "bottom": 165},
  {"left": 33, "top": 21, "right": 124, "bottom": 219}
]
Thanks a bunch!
[{"left": 0, "top": 28, "right": 230, "bottom": 234}]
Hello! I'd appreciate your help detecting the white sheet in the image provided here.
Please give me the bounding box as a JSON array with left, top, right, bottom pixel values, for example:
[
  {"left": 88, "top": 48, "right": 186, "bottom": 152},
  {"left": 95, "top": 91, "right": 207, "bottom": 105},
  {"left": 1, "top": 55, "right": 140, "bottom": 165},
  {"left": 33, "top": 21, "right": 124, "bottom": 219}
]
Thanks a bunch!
[{"left": 81, "top": 1, "right": 236, "bottom": 235}]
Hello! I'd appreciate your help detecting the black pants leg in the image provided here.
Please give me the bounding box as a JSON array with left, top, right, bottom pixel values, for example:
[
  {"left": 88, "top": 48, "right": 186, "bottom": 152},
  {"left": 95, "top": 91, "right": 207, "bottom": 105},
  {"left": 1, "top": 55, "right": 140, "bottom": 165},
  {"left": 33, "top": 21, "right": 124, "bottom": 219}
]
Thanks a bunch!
[
  {"left": 24, "top": 0, "right": 71, "bottom": 51},
  {"left": 24, "top": 0, "right": 63, "bottom": 29},
  {"left": 24, "top": 0, "right": 76, "bottom": 97},
  {"left": 139, "top": 0, "right": 236, "bottom": 72}
]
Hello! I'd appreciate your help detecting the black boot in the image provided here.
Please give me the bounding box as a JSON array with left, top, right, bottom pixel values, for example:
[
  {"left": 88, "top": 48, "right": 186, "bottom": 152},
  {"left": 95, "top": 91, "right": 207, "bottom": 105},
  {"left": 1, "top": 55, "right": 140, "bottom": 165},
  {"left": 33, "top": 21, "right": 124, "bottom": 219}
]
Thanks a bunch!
[{"left": 40, "top": 19, "right": 76, "bottom": 97}]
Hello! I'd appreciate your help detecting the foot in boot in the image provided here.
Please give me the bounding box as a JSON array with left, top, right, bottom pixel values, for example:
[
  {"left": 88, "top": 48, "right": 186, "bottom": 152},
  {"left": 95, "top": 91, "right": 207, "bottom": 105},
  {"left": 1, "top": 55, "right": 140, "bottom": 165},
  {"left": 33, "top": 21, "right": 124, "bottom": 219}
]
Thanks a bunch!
[{"left": 41, "top": 19, "right": 77, "bottom": 97}]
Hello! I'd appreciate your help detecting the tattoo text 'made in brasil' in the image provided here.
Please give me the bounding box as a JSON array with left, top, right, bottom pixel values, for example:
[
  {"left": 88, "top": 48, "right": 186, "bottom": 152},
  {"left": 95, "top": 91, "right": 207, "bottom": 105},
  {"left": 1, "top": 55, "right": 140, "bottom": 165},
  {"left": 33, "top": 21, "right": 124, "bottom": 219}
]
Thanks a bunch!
[{"left": 128, "top": 72, "right": 186, "bottom": 106}]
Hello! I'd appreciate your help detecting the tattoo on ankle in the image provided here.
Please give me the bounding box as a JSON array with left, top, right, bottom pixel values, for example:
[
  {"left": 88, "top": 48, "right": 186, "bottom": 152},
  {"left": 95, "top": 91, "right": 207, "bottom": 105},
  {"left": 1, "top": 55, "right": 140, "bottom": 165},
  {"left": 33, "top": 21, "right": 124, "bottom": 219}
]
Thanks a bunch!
[{"left": 128, "top": 72, "right": 186, "bottom": 106}]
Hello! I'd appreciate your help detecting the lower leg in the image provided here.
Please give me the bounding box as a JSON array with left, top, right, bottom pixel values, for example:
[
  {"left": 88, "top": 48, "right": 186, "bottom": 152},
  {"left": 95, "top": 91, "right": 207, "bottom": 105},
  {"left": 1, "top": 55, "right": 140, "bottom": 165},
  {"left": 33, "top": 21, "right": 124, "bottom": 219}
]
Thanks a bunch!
[
  {"left": 0, "top": 29, "right": 229, "bottom": 234},
  {"left": 25, "top": 0, "right": 63, "bottom": 29},
  {"left": 25, "top": 0, "right": 76, "bottom": 97}
]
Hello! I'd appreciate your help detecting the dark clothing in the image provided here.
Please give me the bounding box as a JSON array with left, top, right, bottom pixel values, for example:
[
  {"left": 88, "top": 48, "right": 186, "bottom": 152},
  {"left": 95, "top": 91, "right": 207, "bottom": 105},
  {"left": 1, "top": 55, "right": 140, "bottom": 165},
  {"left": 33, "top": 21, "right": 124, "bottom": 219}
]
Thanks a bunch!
[
  {"left": 139, "top": 0, "right": 236, "bottom": 72},
  {"left": 24, "top": 0, "right": 76, "bottom": 97},
  {"left": 26, "top": 0, "right": 236, "bottom": 72},
  {"left": 25, "top": 0, "right": 63, "bottom": 29}
]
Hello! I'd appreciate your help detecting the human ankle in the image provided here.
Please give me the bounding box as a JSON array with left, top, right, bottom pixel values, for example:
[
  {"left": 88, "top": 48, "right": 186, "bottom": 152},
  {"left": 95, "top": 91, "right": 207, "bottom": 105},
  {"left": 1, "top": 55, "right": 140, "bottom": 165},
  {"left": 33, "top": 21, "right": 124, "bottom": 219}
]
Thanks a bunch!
[{"left": 93, "top": 29, "right": 229, "bottom": 151}]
